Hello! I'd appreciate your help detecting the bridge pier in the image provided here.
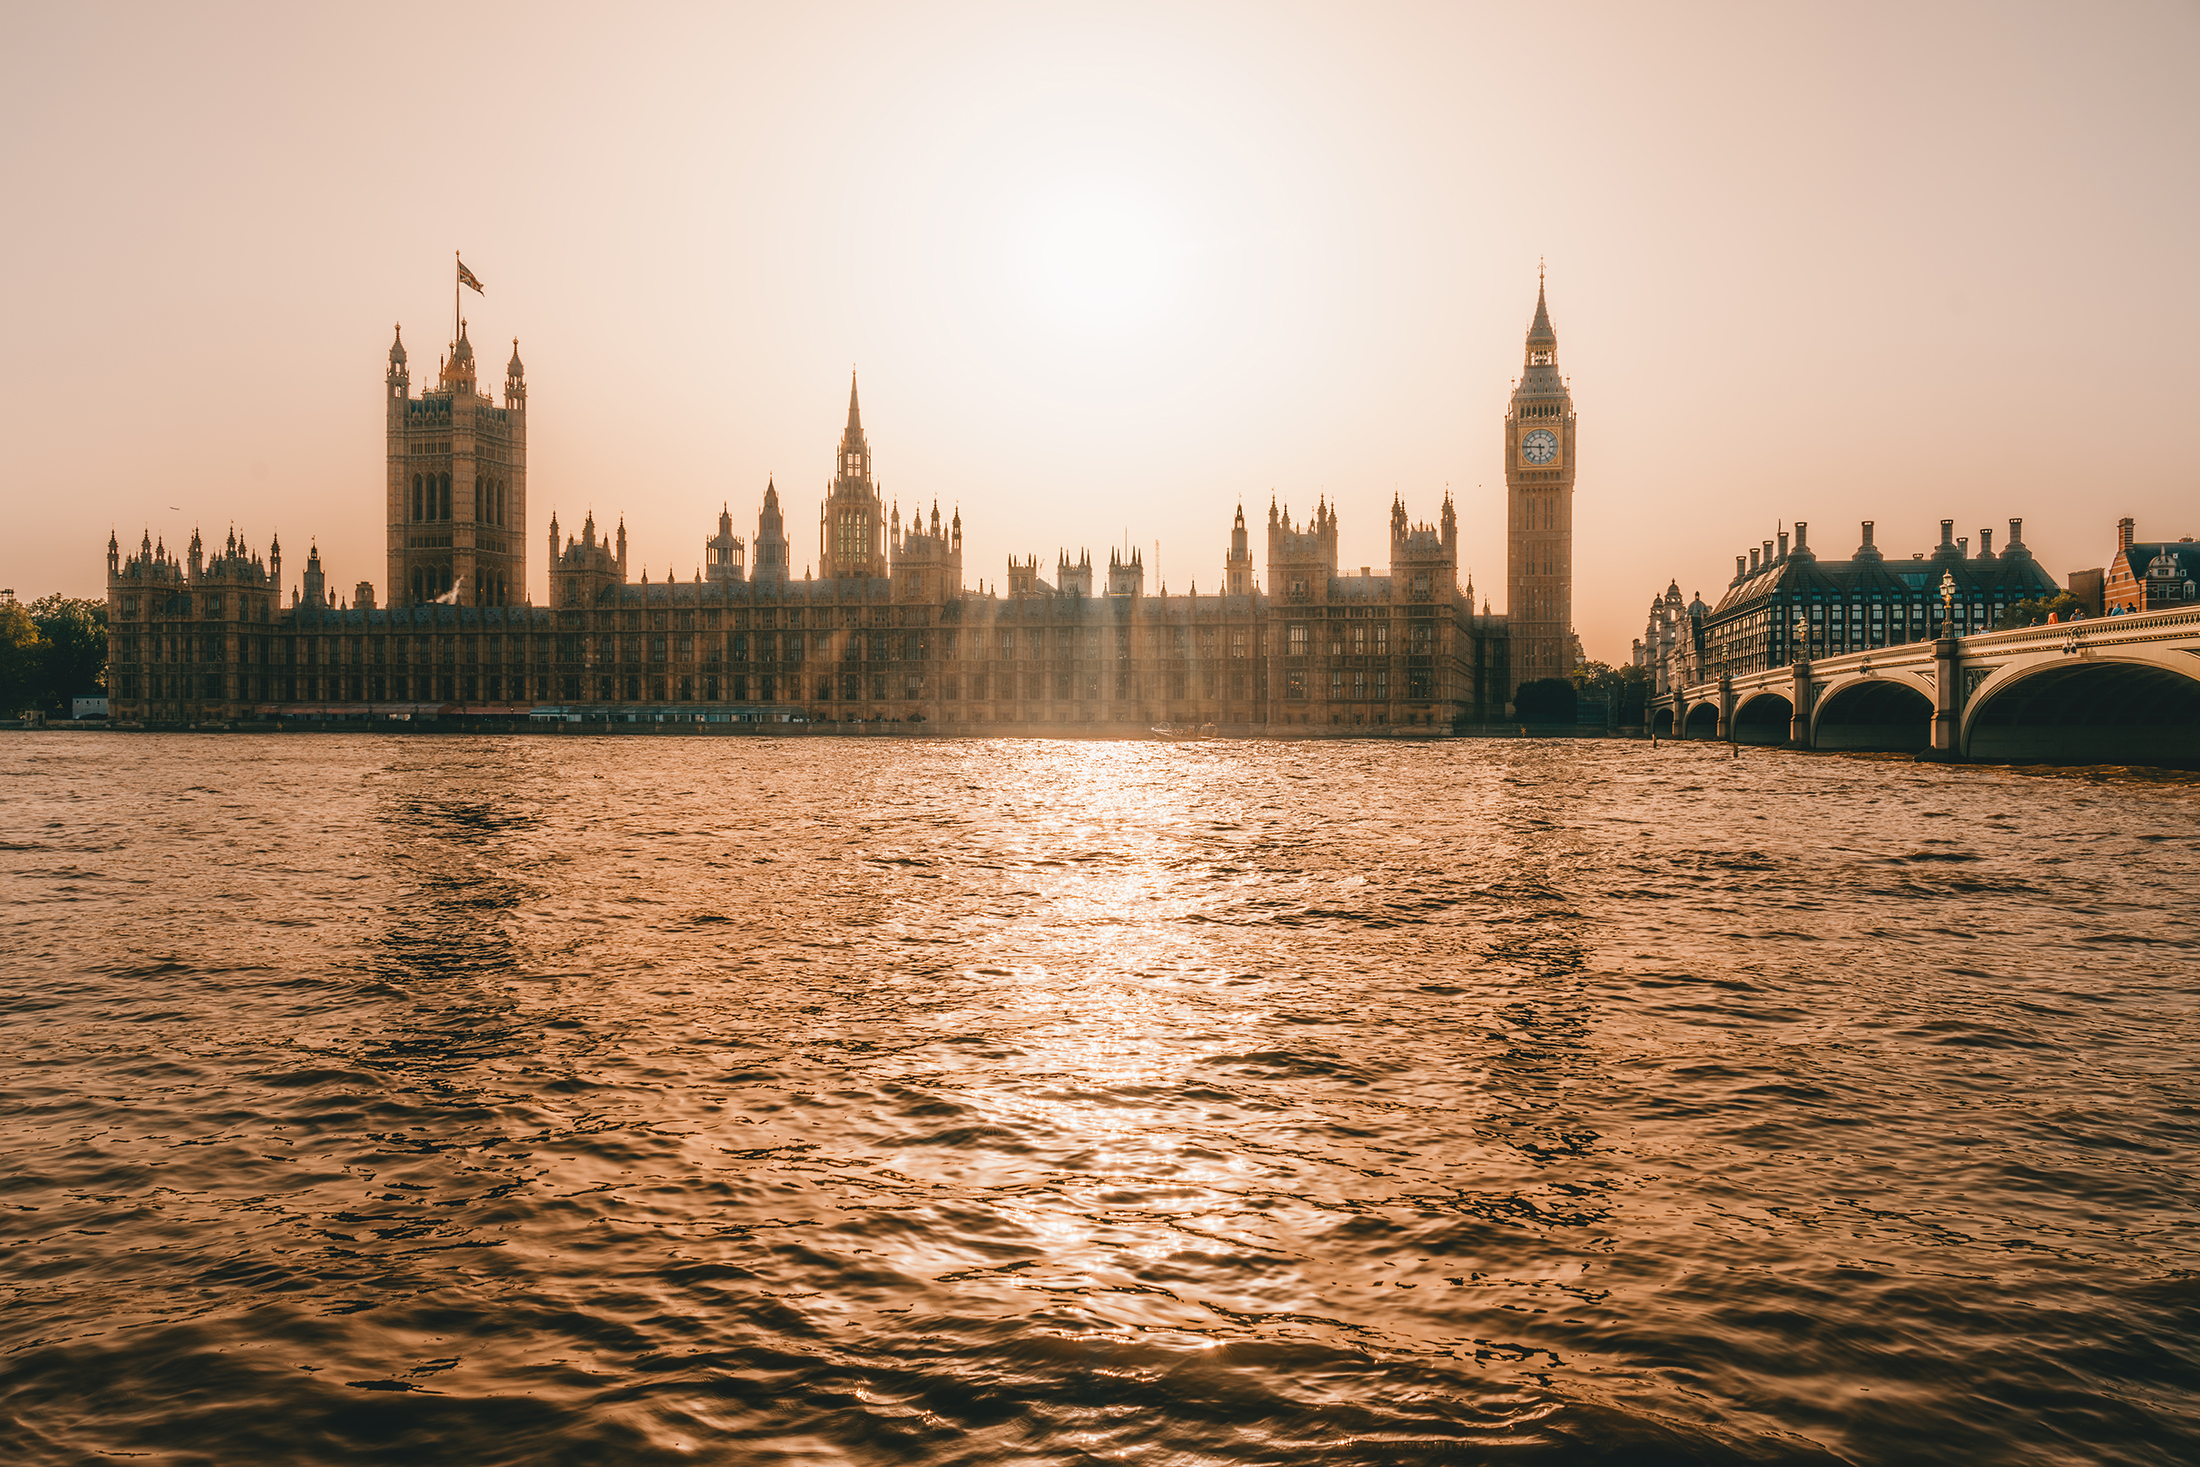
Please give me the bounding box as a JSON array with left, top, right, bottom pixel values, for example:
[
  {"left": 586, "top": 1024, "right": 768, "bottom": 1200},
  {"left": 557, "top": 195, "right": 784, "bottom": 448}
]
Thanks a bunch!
[
  {"left": 1928, "top": 631, "right": 1962, "bottom": 759},
  {"left": 1716, "top": 674, "right": 1734, "bottom": 740},
  {"left": 1789, "top": 658, "right": 1811, "bottom": 747}
]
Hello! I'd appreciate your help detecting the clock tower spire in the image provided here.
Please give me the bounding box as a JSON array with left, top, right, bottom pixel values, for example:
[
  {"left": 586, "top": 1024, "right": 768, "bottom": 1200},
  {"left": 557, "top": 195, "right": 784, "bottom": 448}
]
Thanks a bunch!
[{"left": 1504, "top": 267, "right": 1576, "bottom": 702}]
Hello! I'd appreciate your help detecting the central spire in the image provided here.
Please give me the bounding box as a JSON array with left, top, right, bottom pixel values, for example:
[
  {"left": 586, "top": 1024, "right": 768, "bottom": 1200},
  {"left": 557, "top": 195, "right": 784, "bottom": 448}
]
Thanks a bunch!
[{"left": 822, "top": 373, "right": 884, "bottom": 580}]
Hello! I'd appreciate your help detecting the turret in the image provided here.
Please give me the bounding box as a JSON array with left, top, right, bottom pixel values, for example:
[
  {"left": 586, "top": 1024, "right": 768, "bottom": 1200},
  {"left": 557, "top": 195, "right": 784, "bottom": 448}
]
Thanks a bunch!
[
  {"left": 441, "top": 319, "right": 478, "bottom": 393},
  {"left": 1226, "top": 503, "right": 1252, "bottom": 595},
  {"left": 1055, "top": 549, "right": 1093, "bottom": 598},
  {"left": 1106, "top": 546, "right": 1144, "bottom": 597},
  {"left": 302, "top": 542, "right": 326, "bottom": 608},
  {"left": 386, "top": 323, "right": 410, "bottom": 418},
  {"left": 754, "top": 478, "right": 789, "bottom": 584},
  {"left": 505, "top": 338, "right": 526, "bottom": 407},
  {"left": 107, "top": 530, "right": 120, "bottom": 576},
  {"left": 705, "top": 502, "right": 745, "bottom": 582},
  {"left": 616, "top": 517, "right": 628, "bottom": 577}
]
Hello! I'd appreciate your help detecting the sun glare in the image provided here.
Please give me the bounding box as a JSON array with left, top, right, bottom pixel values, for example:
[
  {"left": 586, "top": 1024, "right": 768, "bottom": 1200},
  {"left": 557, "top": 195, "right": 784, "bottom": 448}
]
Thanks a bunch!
[{"left": 1017, "top": 190, "right": 1182, "bottom": 335}]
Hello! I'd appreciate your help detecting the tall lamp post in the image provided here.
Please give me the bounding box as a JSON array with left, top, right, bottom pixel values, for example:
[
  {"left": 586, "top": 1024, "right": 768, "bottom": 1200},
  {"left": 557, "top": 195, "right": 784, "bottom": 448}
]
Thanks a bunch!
[
  {"left": 1789, "top": 614, "right": 1811, "bottom": 748},
  {"left": 1930, "top": 570, "right": 1961, "bottom": 757}
]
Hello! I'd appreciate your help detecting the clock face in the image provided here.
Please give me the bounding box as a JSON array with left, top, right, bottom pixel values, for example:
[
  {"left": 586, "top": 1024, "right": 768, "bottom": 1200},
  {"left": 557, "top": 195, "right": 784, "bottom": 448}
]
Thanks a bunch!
[{"left": 1522, "top": 428, "right": 1558, "bottom": 466}]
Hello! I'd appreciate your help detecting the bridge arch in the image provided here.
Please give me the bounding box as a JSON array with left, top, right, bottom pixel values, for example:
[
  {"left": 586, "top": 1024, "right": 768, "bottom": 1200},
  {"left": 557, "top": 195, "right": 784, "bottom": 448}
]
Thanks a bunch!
[
  {"left": 1812, "top": 675, "right": 1932, "bottom": 751},
  {"left": 1649, "top": 706, "right": 1674, "bottom": 738},
  {"left": 1963, "top": 653, "right": 2200, "bottom": 765},
  {"left": 1733, "top": 690, "right": 1793, "bottom": 745},
  {"left": 1683, "top": 701, "right": 1721, "bottom": 739}
]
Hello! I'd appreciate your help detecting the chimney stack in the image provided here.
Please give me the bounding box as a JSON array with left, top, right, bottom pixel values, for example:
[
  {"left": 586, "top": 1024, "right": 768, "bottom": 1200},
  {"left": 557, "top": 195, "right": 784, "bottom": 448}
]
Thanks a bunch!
[
  {"left": 1940, "top": 519, "right": 1955, "bottom": 548},
  {"left": 2008, "top": 517, "right": 2024, "bottom": 548},
  {"left": 1777, "top": 530, "right": 1790, "bottom": 559},
  {"left": 1958, "top": 537, "right": 1969, "bottom": 557},
  {"left": 1795, "top": 521, "right": 1809, "bottom": 552},
  {"left": 1763, "top": 539, "right": 1774, "bottom": 566},
  {"left": 1862, "top": 520, "right": 1876, "bottom": 548},
  {"left": 1737, "top": 554, "right": 1747, "bottom": 580},
  {"left": 1749, "top": 548, "right": 1761, "bottom": 573},
  {"left": 2118, "top": 516, "right": 2136, "bottom": 551},
  {"left": 1979, "top": 527, "right": 1994, "bottom": 558}
]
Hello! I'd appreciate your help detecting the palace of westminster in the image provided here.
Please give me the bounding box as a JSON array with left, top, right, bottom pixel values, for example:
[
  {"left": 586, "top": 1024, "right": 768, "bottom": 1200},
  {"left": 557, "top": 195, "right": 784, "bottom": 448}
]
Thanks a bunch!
[{"left": 101, "top": 283, "right": 1583, "bottom": 731}]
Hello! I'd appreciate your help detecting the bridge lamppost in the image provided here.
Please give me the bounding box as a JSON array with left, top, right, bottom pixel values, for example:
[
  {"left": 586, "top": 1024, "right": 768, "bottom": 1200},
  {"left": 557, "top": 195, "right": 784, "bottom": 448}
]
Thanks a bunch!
[
  {"left": 1789, "top": 614, "right": 1811, "bottom": 748},
  {"left": 1930, "top": 569, "right": 1962, "bottom": 758}
]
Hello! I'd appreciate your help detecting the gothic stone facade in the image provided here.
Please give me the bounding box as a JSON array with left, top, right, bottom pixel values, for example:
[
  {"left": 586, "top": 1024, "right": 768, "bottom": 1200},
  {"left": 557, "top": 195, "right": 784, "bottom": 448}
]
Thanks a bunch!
[{"left": 103, "top": 339, "right": 1514, "bottom": 731}]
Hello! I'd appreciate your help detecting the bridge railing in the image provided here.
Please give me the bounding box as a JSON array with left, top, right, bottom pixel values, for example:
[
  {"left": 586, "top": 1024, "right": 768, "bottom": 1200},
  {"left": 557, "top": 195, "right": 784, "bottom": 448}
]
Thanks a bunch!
[{"left": 1657, "top": 604, "right": 2200, "bottom": 706}]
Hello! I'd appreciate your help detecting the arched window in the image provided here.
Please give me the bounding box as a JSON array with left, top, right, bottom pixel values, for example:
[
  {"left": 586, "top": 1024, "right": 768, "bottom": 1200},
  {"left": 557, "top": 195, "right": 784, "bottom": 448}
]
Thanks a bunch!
[
  {"left": 412, "top": 474, "right": 423, "bottom": 522},
  {"left": 439, "top": 473, "right": 451, "bottom": 521}
]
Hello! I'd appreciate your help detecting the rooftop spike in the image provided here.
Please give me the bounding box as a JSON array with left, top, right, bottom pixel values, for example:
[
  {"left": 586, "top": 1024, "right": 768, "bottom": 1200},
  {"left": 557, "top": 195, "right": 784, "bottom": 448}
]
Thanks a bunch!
[{"left": 1526, "top": 271, "right": 1555, "bottom": 346}]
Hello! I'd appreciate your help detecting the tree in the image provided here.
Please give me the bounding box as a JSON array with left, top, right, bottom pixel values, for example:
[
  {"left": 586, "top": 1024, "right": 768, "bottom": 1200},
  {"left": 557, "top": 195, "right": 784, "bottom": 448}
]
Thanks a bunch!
[
  {"left": 17, "top": 595, "right": 107, "bottom": 712},
  {"left": 0, "top": 600, "right": 46, "bottom": 715},
  {"left": 1566, "top": 659, "right": 1647, "bottom": 726},
  {"left": 1515, "top": 677, "right": 1576, "bottom": 724},
  {"left": 1993, "top": 591, "right": 2086, "bottom": 631}
]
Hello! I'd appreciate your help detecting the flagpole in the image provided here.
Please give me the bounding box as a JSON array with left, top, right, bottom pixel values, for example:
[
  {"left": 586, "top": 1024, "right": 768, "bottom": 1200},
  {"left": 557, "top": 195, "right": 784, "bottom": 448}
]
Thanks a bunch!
[{"left": 454, "top": 250, "right": 461, "bottom": 350}]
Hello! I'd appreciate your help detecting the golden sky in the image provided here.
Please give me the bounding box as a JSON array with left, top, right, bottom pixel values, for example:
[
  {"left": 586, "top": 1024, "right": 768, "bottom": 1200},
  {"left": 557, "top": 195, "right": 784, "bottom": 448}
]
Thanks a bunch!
[{"left": 4, "top": 1, "right": 2194, "bottom": 660}]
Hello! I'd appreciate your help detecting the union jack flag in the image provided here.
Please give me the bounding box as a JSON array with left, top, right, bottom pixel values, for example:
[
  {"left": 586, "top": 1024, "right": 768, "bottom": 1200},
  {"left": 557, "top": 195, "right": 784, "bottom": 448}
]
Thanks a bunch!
[{"left": 457, "top": 259, "right": 484, "bottom": 294}]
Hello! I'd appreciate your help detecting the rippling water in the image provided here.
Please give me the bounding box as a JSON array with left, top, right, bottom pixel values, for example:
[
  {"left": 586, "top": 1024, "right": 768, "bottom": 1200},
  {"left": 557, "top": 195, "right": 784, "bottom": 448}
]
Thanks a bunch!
[{"left": 5, "top": 732, "right": 2199, "bottom": 1466}]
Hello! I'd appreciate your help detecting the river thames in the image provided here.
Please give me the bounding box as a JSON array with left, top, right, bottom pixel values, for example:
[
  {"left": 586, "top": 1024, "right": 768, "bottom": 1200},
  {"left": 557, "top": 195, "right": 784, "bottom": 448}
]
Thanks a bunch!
[{"left": 3, "top": 733, "right": 2196, "bottom": 1465}]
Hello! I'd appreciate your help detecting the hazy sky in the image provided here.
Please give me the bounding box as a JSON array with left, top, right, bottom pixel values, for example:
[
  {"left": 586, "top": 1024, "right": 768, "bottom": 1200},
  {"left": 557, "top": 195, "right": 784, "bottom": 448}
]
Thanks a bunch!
[{"left": 4, "top": 1, "right": 2194, "bottom": 660}]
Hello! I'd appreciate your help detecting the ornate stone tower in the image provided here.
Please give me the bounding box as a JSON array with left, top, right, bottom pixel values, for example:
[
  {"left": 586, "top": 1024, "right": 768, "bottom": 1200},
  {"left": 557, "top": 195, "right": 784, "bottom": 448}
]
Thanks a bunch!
[
  {"left": 753, "top": 478, "right": 790, "bottom": 584},
  {"left": 386, "top": 320, "right": 527, "bottom": 608},
  {"left": 891, "top": 500, "right": 962, "bottom": 603},
  {"left": 1225, "top": 504, "right": 1252, "bottom": 595},
  {"left": 1504, "top": 271, "right": 1576, "bottom": 697},
  {"left": 818, "top": 373, "right": 886, "bottom": 581},
  {"left": 547, "top": 510, "right": 625, "bottom": 608},
  {"left": 1266, "top": 497, "right": 1338, "bottom": 603}
]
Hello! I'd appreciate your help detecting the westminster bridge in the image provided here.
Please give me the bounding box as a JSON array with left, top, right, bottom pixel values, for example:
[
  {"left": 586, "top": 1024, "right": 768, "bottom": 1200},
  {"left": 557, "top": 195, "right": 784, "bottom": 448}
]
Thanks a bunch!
[{"left": 1649, "top": 605, "right": 2200, "bottom": 764}]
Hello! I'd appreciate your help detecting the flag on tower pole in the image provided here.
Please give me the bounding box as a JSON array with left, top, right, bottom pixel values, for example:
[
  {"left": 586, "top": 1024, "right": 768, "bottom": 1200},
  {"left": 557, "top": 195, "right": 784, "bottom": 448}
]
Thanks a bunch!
[{"left": 453, "top": 252, "right": 484, "bottom": 348}]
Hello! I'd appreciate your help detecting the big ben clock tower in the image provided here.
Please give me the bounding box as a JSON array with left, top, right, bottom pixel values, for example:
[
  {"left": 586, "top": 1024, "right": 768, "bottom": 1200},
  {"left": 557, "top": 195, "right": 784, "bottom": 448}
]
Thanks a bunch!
[{"left": 1504, "top": 269, "right": 1576, "bottom": 701}]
